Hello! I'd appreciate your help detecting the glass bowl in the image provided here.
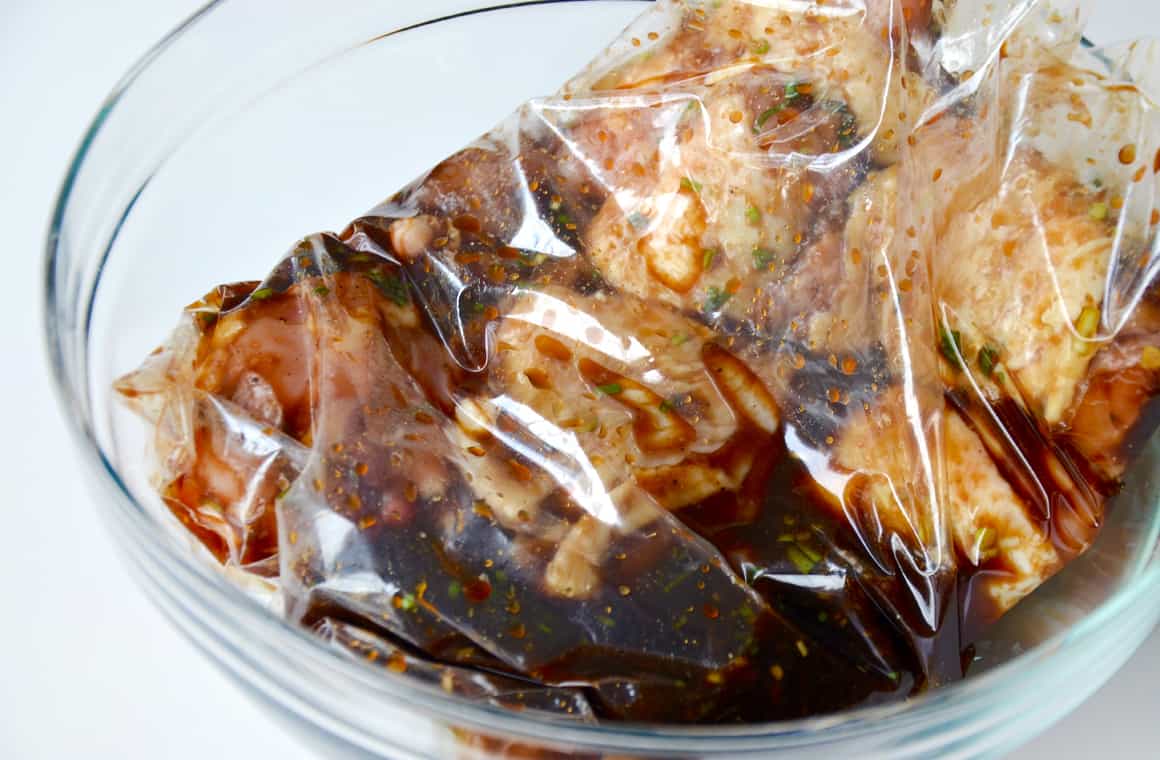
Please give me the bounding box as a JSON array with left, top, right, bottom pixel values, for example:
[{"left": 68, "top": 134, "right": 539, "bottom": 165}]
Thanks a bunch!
[{"left": 45, "top": 1, "right": 1160, "bottom": 757}]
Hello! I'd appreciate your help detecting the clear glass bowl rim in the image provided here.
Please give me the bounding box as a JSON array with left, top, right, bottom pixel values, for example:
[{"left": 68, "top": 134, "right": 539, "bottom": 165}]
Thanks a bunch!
[{"left": 42, "top": 0, "right": 1160, "bottom": 753}]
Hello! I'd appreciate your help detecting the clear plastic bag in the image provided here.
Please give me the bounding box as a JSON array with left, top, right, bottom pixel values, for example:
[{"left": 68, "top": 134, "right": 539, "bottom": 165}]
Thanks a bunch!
[{"left": 117, "top": 0, "right": 1160, "bottom": 722}]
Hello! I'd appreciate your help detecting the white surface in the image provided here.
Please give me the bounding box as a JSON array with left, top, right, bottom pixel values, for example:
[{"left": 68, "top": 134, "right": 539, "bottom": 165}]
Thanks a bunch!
[{"left": 0, "top": 1, "right": 1157, "bottom": 758}]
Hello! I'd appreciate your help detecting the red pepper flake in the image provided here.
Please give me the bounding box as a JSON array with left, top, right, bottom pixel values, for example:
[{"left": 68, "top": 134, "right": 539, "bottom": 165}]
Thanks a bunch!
[
  {"left": 465, "top": 577, "right": 492, "bottom": 603},
  {"left": 932, "top": 168, "right": 943, "bottom": 182},
  {"left": 703, "top": 603, "right": 720, "bottom": 620}
]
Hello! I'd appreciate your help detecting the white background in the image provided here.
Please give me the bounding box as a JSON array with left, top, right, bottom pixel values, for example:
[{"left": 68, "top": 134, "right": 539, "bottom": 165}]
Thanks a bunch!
[{"left": 1, "top": 1, "right": 1157, "bottom": 757}]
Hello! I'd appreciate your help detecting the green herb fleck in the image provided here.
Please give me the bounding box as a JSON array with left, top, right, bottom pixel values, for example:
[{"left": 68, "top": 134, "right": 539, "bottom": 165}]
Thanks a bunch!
[
  {"left": 597, "top": 382, "right": 623, "bottom": 395},
  {"left": 704, "top": 286, "right": 732, "bottom": 313},
  {"left": 738, "top": 604, "right": 757, "bottom": 623},
  {"left": 662, "top": 569, "right": 694, "bottom": 594},
  {"left": 822, "top": 100, "right": 858, "bottom": 148},
  {"left": 702, "top": 249, "right": 716, "bottom": 269},
  {"left": 447, "top": 581, "right": 462, "bottom": 599},
  {"left": 627, "top": 211, "right": 650, "bottom": 229},
  {"left": 250, "top": 287, "right": 274, "bottom": 301},
  {"left": 1089, "top": 202, "right": 1109, "bottom": 221},
  {"left": 977, "top": 345, "right": 1000, "bottom": 377},
  {"left": 350, "top": 253, "right": 374, "bottom": 263},
  {"left": 753, "top": 39, "right": 770, "bottom": 55},
  {"left": 555, "top": 211, "right": 573, "bottom": 226},
  {"left": 596, "top": 615, "right": 616, "bottom": 629},
  {"left": 537, "top": 623, "right": 553, "bottom": 635},
  {"left": 938, "top": 325, "right": 964, "bottom": 369},
  {"left": 752, "top": 248, "right": 776, "bottom": 269},
  {"left": 785, "top": 80, "right": 800, "bottom": 100},
  {"left": 680, "top": 176, "right": 704, "bottom": 193},
  {"left": 818, "top": 612, "right": 829, "bottom": 623},
  {"left": 674, "top": 614, "right": 688, "bottom": 631},
  {"left": 659, "top": 399, "right": 674, "bottom": 413},
  {"left": 494, "top": 569, "right": 508, "bottom": 584},
  {"left": 400, "top": 593, "right": 418, "bottom": 612},
  {"left": 670, "top": 332, "right": 690, "bottom": 346},
  {"left": 313, "top": 285, "right": 330, "bottom": 297},
  {"left": 754, "top": 105, "right": 784, "bottom": 133},
  {"left": 366, "top": 270, "right": 410, "bottom": 307},
  {"left": 745, "top": 204, "right": 762, "bottom": 225}
]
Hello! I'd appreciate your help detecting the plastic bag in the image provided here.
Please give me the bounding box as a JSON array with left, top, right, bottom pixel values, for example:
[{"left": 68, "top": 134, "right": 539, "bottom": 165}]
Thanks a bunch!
[{"left": 117, "top": 0, "right": 1160, "bottom": 722}]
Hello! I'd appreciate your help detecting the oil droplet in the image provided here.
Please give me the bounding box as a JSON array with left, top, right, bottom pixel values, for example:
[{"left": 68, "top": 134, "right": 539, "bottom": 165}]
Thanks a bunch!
[
  {"left": 841, "top": 356, "right": 858, "bottom": 374},
  {"left": 1119, "top": 144, "right": 1137, "bottom": 165}
]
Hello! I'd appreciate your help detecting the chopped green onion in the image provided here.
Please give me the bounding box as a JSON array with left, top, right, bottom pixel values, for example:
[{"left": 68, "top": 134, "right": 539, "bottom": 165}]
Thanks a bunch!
[
  {"left": 787, "top": 545, "right": 816, "bottom": 574},
  {"left": 680, "top": 176, "right": 704, "bottom": 193},
  {"left": 752, "top": 248, "right": 776, "bottom": 269},
  {"left": 754, "top": 105, "right": 784, "bottom": 133},
  {"left": 1075, "top": 305, "right": 1101, "bottom": 340},
  {"left": 670, "top": 332, "right": 690, "bottom": 346},
  {"left": 313, "top": 285, "right": 330, "bottom": 297},
  {"left": 250, "top": 287, "right": 274, "bottom": 301},
  {"left": 977, "top": 345, "right": 1000, "bottom": 377},
  {"left": 447, "top": 581, "right": 462, "bottom": 599},
  {"left": 745, "top": 205, "right": 762, "bottom": 225},
  {"left": 704, "top": 286, "right": 732, "bottom": 313},
  {"left": 400, "top": 593, "right": 417, "bottom": 612},
  {"left": 365, "top": 270, "right": 410, "bottom": 306},
  {"left": 752, "top": 38, "right": 770, "bottom": 55},
  {"left": 597, "top": 382, "right": 623, "bottom": 395},
  {"left": 797, "top": 542, "right": 822, "bottom": 565},
  {"left": 702, "top": 249, "right": 717, "bottom": 269},
  {"left": 938, "top": 325, "right": 964, "bottom": 369}
]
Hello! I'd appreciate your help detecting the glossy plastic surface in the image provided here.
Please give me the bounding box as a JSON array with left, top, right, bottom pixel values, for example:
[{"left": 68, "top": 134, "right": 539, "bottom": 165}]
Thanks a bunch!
[{"left": 46, "top": 0, "right": 1160, "bottom": 757}]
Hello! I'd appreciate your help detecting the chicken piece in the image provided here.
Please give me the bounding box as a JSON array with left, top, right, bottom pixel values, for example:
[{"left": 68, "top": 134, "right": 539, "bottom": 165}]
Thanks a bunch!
[
  {"left": 552, "top": 0, "right": 936, "bottom": 325},
  {"left": 934, "top": 151, "right": 1116, "bottom": 424},
  {"left": 1065, "top": 292, "right": 1160, "bottom": 481},
  {"left": 115, "top": 243, "right": 451, "bottom": 568},
  {"left": 567, "top": 0, "right": 934, "bottom": 166},
  {"left": 463, "top": 286, "right": 780, "bottom": 598}
]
